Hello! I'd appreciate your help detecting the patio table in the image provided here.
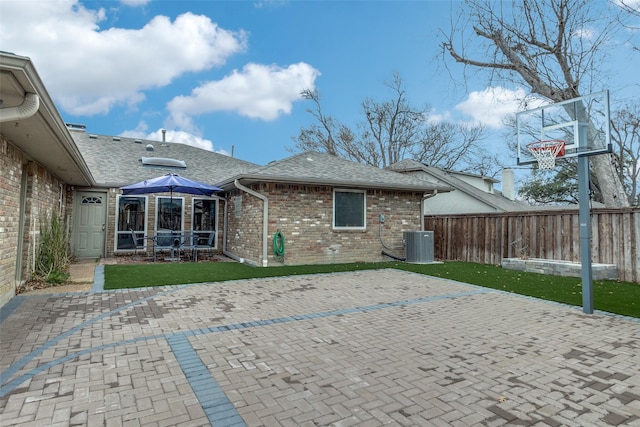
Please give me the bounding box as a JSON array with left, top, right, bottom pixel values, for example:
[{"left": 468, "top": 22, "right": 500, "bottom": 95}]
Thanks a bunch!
[{"left": 152, "top": 232, "right": 197, "bottom": 262}]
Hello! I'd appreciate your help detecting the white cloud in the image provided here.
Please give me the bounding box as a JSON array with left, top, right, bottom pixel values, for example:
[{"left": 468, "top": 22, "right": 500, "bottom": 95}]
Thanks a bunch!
[
  {"left": 167, "top": 62, "right": 320, "bottom": 128},
  {"left": 613, "top": 0, "right": 640, "bottom": 11},
  {"left": 0, "top": 0, "right": 247, "bottom": 115},
  {"left": 120, "top": 123, "right": 225, "bottom": 153},
  {"left": 148, "top": 129, "right": 217, "bottom": 152},
  {"left": 119, "top": 121, "right": 150, "bottom": 139},
  {"left": 427, "top": 111, "right": 452, "bottom": 124},
  {"left": 455, "top": 87, "right": 545, "bottom": 129},
  {"left": 120, "top": 0, "right": 150, "bottom": 6}
]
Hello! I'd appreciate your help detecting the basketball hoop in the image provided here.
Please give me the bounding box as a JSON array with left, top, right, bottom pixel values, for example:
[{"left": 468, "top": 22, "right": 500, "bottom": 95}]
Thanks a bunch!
[{"left": 526, "top": 139, "right": 566, "bottom": 170}]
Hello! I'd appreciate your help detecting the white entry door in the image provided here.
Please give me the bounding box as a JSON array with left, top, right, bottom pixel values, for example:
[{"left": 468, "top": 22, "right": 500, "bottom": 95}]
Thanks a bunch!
[{"left": 74, "top": 191, "right": 106, "bottom": 258}]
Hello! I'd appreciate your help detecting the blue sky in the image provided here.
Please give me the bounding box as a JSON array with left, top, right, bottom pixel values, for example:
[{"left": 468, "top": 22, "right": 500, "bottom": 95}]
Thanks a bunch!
[{"left": 1, "top": 0, "right": 638, "bottom": 178}]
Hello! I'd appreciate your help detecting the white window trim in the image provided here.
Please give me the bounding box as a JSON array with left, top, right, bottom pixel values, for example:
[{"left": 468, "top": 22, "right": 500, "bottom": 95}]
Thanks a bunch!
[
  {"left": 114, "top": 194, "right": 149, "bottom": 252},
  {"left": 191, "top": 197, "right": 218, "bottom": 249},
  {"left": 333, "top": 189, "right": 367, "bottom": 230}
]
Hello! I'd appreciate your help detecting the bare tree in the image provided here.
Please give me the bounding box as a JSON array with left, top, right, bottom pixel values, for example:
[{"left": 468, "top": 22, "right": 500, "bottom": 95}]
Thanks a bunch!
[
  {"left": 442, "top": 0, "right": 630, "bottom": 207},
  {"left": 292, "top": 73, "right": 490, "bottom": 172},
  {"left": 611, "top": 104, "right": 640, "bottom": 205},
  {"left": 412, "top": 121, "right": 487, "bottom": 172},
  {"left": 292, "top": 88, "right": 348, "bottom": 157},
  {"left": 357, "top": 74, "right": 423, "bottom": 167},
  {"left": 616, "top": 0, "right": 640, "bottom": 22},
  {"left": 615, "top": 0, "right": 640, "bottom": 52}
]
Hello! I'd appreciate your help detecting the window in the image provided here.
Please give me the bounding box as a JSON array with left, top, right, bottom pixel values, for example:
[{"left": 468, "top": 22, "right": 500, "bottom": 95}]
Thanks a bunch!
[
  {"left": 82, "top": 196, "right": 103, "bottom": 204},
  {"left": 333, "top": 189, "right": 366, "bottom": 229},
  {"left": 116, "top": 196, "right": 147, "bottom": 250},
  {"left": 192, "top": 198, "right": 217, "bottom": 247},
  {"left": 156, "top": 196, "right": 184, "bottom": 231}
]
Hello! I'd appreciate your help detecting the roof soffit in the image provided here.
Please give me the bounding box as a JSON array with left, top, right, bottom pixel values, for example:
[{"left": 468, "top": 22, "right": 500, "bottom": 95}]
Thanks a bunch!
[{"left": 0, "top": 53, "right": 93, "bottom": 185}]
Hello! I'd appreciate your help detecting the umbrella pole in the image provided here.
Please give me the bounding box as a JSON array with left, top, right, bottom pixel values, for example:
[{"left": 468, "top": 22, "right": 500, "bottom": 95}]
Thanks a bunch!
[{"left": 170, "top": 189, "right": 174, "bottom": 231}]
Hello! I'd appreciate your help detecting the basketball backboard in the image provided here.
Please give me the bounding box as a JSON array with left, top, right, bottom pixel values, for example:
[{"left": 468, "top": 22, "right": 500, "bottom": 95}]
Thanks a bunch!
[{"left": 517, "top": 90, "right": 611, "bottom": 166}]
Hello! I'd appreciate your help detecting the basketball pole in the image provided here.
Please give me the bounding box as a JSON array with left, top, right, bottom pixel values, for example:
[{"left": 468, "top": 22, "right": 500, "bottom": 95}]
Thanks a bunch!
[{"left": 577, "top": 155, "right": 594, "bottom": 314}]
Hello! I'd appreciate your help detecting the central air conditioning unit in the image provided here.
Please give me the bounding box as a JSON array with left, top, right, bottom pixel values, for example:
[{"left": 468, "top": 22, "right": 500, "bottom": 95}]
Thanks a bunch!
[{"left": 404, "top": 231, "right": 434, "bottom": 264}]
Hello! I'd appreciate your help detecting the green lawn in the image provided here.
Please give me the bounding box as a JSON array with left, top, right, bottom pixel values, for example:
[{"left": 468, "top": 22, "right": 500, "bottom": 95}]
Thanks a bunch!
[{"left": 104, "top": 260, "right": 640, "bottom": 318}]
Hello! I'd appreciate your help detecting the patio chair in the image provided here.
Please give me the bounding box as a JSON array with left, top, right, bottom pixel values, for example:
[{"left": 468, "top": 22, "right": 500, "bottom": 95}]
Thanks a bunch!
[
  {"left": 153, "top": 231, "right": 174, "bottom": 261},
  {"left": 191, "top": 231, "right": 215, "bottom": 260},
  {"left": 129, "top": 228, "right": 143, "bottom": 257},
  {"left": 205, "top": 231, "right": 216, "bottom": 259},
  {"left": 196, "top": 231, "right": 216, "bottom": 258},
  {"left": 181, "top": 232, "right": 197, "bottom": 261}
]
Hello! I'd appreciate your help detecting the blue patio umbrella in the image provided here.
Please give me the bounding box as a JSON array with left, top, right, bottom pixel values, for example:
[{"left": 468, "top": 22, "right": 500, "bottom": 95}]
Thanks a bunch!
[{"left": 121, "top": 173, "right": 222, "bottom": 231}]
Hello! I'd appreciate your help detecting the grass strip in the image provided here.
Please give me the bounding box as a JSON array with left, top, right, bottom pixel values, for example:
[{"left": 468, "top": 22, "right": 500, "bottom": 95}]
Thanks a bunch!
[{"left": 104, "top": 260, "right": 640, "bottom": 318}]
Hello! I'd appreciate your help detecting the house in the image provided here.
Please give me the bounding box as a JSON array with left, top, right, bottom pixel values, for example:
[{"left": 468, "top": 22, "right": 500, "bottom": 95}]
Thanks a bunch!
[
  {"left": 388, "top": 159, "right": 533, "bottom": 214},
  {"left": 0, "top": 52, "right": 93, "bottom": 307},
  {"left": 1, "top": 52, "right": 452, "bottom": 307},
  {"left": 70, "top": 129, "right": 258, "bottom": 260},
  {"left": 215, "top": 151, "right": 452, "bottom": 266},
  {"left": 71, "top": 127, "right": 452, "bottom": 266}
]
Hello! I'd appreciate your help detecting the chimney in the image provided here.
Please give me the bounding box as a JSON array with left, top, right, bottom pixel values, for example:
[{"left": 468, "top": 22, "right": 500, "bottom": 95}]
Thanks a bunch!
[
  {"left": 161, "top": 129, "right": 166, "bottom": 142},
  {"left": 502, "top": 168, "right": 515, "bottom": 201}
]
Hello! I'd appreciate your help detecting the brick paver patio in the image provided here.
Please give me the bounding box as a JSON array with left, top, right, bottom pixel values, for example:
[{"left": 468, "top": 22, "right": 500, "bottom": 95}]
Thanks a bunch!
[{"left": 1, "top": 269, "right": 639, "bottom": 426}]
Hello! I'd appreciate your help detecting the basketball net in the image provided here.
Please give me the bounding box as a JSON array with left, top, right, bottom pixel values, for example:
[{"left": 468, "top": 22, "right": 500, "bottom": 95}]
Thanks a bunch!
[{"left": 526, "top": 140, "right": 565, "bottom": 170}]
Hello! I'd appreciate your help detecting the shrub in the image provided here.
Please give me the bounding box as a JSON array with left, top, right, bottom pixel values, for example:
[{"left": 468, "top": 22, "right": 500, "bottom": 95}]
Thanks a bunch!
[{"left": 35, "top": 211, "right": 70, "bottom": 284}]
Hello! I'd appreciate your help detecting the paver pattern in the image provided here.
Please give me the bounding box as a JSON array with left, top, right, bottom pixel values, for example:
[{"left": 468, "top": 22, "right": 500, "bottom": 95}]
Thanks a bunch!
[{"left": 1, "top": 269, "right": 639, "bottom": 426}]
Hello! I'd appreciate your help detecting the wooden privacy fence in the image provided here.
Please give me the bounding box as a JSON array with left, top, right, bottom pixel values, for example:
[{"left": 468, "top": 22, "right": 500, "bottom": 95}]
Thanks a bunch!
[{"left": 424, "top": 208, "right": 640, "bottom": 283}]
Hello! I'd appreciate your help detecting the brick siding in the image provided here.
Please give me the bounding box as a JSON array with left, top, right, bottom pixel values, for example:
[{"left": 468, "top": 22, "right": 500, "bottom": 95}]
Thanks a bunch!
[
  {"left": 225, "top": 183, "right": 424, "bottom": 266},
  {"left": 0, "top": 135, "right": 70, "bottom": 306}
]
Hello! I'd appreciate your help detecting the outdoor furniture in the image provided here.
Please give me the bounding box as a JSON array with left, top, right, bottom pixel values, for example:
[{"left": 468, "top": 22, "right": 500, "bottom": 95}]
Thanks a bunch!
[
  {"left": 193, "top": 230, "right": 216, "bottom": 260},
  {"left": 128, "top": 227, "right": 161, "bottom": 260},
  {"left": 153, "top": 231, "right": 174, "bottom": 261},
  {"left": 152, "top": 231, "right": 197, "bottom": 262},
  {"left": 204, "top": 231, "right": 216, "bottom": 259},
  {"left": 129, "top": 228, "right": 145, "bottom": 257},
  {"left": 129, "top": 228, "right": 139, "bottom": 255},
  {"left": 180, "top": 232, "right": 197, "bottom": 262}
]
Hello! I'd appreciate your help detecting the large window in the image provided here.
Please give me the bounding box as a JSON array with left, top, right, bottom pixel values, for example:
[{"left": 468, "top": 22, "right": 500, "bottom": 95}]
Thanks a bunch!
[
  {"left": 333, "top": 189, "right": 366, "bottom": 229},
  {"left": 192, "top": 198, "right": 217, "bottom": 247},
  {"left": 156, "top": 196, "right": 184, "bottom": 231},
  {"left": 116, "top": 196, "right": 147, "bottom": 250}
]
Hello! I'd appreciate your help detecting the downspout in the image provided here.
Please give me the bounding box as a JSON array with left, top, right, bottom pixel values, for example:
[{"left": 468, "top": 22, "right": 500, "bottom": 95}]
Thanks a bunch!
[
  {"left": 223, "top": 197, "right": 228, "bottom": 254},
  {"left": 232, "top": 179, "right": 269, "bottom": 267},
  {"left": 0, "top": 93, "right": 40, "bottom": 123},
  {"left": 421, "top": 190, "right": 438, "bottom": 231}
]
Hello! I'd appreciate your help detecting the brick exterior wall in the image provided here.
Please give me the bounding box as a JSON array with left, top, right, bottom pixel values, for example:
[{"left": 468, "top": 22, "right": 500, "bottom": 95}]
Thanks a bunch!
[
  {"left": 225, "top": 183, "right": 424, "bottom": 266},
  {"left": 0, "top": 134, "right": 70, "bottom": 307},
  {"left": 0, "top": 136, "right": 24, "bottom": 306},
  {"left": 225, "top": 189, "right": 264, "bottom": 264}
]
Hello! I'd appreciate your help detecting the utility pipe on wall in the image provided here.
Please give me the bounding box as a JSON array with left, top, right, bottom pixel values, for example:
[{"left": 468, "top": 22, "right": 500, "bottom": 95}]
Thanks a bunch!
[
  {"left": 233, "top": 179, "right": 269, "bottom": 267},
  {"left": 421, "top": 190, "right": 438, "bottom": 231},
  {"left": 0, "top": 93, "right": 40, "bottom": 123}
]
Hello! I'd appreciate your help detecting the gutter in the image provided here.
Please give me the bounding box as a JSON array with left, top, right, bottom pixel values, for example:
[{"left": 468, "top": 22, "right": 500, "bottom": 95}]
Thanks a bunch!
[
  {"left": 421, "top": 190, "right": 438, "bottom": 231},
  {"left": 231, "top": 179, "right": 269, "bottom": 267},
  {"left": 0, "top": 92, "right": 39, "bottom": 123},
  {"left": 218, "top": 174, "right": 453, "bottom": 194}
]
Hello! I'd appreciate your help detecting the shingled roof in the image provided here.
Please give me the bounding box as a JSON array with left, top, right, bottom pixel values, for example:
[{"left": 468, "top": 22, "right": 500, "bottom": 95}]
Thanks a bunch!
[
  {"left": 71, "top": 130, "right": 258, "bottom": 187},
  {"left": 72, "top": 131, "right": 452, "bottom": 193},
  {"left": 388, "top": 159, "right": 533, "bottom": 211},
  {"left": 218, "top": 151, "right": 452, "bottom": 193}
]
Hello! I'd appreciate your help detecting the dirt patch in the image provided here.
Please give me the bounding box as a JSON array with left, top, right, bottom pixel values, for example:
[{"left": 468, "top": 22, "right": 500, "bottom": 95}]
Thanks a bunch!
[{"left": 17, "top": 279, "right": 92, "bottom": 295}]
